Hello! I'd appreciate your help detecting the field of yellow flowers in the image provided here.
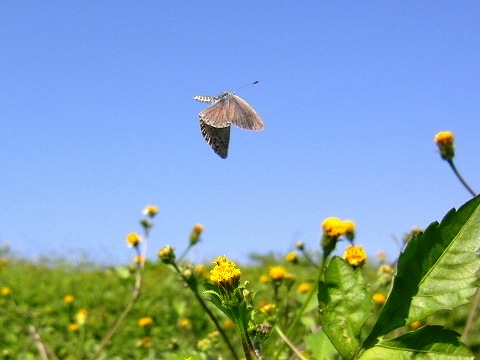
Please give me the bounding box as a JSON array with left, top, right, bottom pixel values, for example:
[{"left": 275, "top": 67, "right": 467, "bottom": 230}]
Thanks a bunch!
[{"left": 1, "top": 131, "right": 479, "bottom": 360}]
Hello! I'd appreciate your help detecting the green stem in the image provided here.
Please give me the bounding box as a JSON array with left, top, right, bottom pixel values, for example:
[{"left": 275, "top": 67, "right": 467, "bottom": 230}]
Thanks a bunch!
[
  {"left": 177, "top": 244, "right": 193, "bottom": 263},
  {"left": 235, "top": 315, "right": 257, "bottom": 360},
  {"left": 447, "top": 159, "right": 477, "bottom": 197},
  {"left": 172, "top": 263, "right": 240, "bottom": 360},
  {"left": 273, "top": 253, "right": 328, "bottom": 360}
]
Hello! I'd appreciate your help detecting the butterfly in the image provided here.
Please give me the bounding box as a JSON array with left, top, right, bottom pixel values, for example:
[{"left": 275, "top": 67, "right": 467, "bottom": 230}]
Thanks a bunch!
[{"left": 194, "top": 88, "right": 264, "bottom": 158}]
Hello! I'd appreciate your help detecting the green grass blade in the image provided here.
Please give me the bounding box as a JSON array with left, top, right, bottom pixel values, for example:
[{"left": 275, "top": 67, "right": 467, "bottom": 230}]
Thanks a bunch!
[
  {"left": 318, "top": 256, "right": 373, "bottom": 359},
  {"left": 365, "top": 196, "right": 480, "bottom": 345},
  {"left": 359, "top": 325, "right": 473, "bottom": 360}
]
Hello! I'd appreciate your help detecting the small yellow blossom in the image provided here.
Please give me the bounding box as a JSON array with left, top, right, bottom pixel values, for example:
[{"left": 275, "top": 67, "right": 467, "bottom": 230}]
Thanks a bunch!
[
  {"left": 259, "top": 303, "right": 277, "bottom": 317},
  {"left": 194, "top": 264, "right": 209, "bottom": 278},
  {"left": 68, "top": 323, "right": 80, "bottom": 332},
  {"left": 322, "top": 217, "right": 356, "bottom": 239},
  {"left": 126, "top": 232, "right": 142, "bottom": 247},
  {"left": 178, "top": 317, "right": 191, "bottom": 329},
  {"left": 322, "top": 217, "right": 345, "bottom": 238},
  {"left": 158, "top": 245, "right": 175, "bottom": 264},
  {"left": 259, "top": 274, "right": 269, "bottom": 284},
  {"left": 434, "top": 131, "right": 455, "bottom": 160},
  {"left": 142, "top": 205, "right": 159, "bottom": 217},
  {"left": 210, "top": 256, "right": 241, "bottom": 295},
  {"left": 343, "top": 245, "right": 367, "bottom": 268},
  {"left": 372, "top": 293, "right": 386, "bottom": 305},
  {"left": 409, "top": 320, "right": 422, "bottom": 330},
  {"left": 76, "top": 309, "right": 88, "bottom": 325},
  {"left": 189, "top": 224, "right": 204, "bottom": 245},
  {"left": 378, "top": 264, "right": 395, "bottom": 284},
  {"left": 297, "top": 282, "right": 312, "bottom": 294},
  {"left": 197, "top": 338, "right": 212, "bottom": 351},
  {"left": 269, "top": 265, "right": 287, "bottom": 281},
  {"left": 285, "top": 251, "right": 298, "bottom": 264},
  {"left": 1, "top": 287, "right": 11, "bottom": 297},
  {"left": 63, "top": 294, "right": 75, "bottom": 304},
  {"left": 138, "top": 316, "right": 154, "bottom": 328},
  {"left": 137, "top": 336, "right": 152, "bottom": 347},
  {"left": 134, "top": 255, "right": 146, "bottom": 264},
  {"left": 0, "top": 257, "right": 8, "bottom": 266},
  {"left": 224, "top": 319, "right": 235, "bottom": 329}
]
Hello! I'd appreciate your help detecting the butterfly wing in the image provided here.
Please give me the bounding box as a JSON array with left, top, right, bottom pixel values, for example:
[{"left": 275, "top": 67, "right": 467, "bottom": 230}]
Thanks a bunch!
[
  {"left": 227, "top": 95, "right": 264, "bottom": 131},
  {"left": 199, "top": 119, "right": 230, "bottom": 159},
  {"left": 198, "top": 96, "right": 233, "bottom": 129},
  {"left": 196, "top": 92, "right": 264, "bottom": 131}
]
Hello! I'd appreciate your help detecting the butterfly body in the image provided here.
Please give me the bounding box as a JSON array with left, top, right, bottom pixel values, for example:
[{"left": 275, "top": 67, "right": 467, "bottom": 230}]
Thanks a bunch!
[{"left": 194, "top": 90, "right": 264, "bottom": 158}]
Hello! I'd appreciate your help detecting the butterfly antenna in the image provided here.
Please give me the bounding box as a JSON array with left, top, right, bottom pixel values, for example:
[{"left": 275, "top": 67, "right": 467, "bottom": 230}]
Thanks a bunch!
[{"left": 235, "top": 80, "right": 259, "bottom": 92}]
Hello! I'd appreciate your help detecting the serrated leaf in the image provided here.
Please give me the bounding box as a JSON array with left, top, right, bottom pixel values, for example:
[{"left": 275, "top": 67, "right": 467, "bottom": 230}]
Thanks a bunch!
[
  {"left": 318, "top": 256, "right": 373, "bottom": 359},
  {"left": 359, "top": 325, "right": 473, "bottom": 360},
  {"left": 365, "top": 196, "right": 480, "bottom": 345}
]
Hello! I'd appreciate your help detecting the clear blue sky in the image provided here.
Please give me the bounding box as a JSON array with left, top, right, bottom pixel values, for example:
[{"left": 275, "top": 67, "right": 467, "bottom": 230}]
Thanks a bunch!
[{"left": 1, "top": 2, "right": 479, "bottom": 265}]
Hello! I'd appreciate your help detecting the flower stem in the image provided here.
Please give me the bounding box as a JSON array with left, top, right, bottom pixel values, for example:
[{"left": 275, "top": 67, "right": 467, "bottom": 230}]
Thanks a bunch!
[
  {"left": 172, "top": 262, "right": 240, "bottom": 360},
  {"left": 273, "top": 253, "right": 328, "bottom": 360},
  {"left": 447, "top": 159, "right": 477, "bottom": 197}
]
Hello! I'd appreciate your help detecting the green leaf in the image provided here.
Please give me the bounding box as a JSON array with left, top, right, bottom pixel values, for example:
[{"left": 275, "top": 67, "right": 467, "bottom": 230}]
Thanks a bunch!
[
  {"left": 304, "top": 331, "right": 340, "bottom": 360},
  {"left": 359, "top": 325, "right": 473, "bottom": 360},
  {"left": 318, "top": 256, "right": 373, "bottom": 359},
  {"left": 365, "top": 196, "right": 480, "bottom": 346}
]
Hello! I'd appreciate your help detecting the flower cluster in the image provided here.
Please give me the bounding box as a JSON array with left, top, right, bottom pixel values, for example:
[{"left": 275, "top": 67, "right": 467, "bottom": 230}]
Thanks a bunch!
[
  {"left": 209, "top": 256, "right": 241, "bottom": 298},
  {"left": 343, "top": 245, "right": 367, "bottom": 268},
  {"left": 321, "top": 217, "right": 356, "bottom": 256},
  {"left": 322, "top": 217, "right": 355, "bottom": 239}
]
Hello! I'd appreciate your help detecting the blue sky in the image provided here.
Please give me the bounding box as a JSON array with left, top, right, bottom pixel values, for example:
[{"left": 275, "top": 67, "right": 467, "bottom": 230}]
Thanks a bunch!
[{"left": 1, "top": 2, "right": 479, "bottom": 265}]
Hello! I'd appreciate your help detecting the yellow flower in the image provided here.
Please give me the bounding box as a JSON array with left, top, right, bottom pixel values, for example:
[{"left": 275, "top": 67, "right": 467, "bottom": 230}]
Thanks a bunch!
[
  {"left": 142, "top": 205, "right": 159, "bottom": 217},
  {"left": 210, "top": 256, "right": 241, "bottom": 293},
  {"left": 63, "top": 294, "right": 75, "bottom": 304},
  {"left": 194, "top": 264, "right": 209, "bottom": 278},
  {"left": 297, "top": 282, "right": 312, "bottom": 294},
  {"left": 259, "top": 274, "right": 269, "bottom": 284},
  {"left": 68, "top": 323, "right": 80, "bottom": 332},
  {"left": 126, "top": 232, "right": 142, "bottom": 247},
  {"left": 409, "top": 320, "right": 422, "bottom": 330},
  {"left": 285, "top": 251, "right": 298, "bottom": 264},
  {"left": 137, "top": 336, "right": 152, "bottom": 347},
  {"left": 189, "top": 224, "right": 204, "bottom": 245},
  {"left": 0, "top": 257, "right": 8, "bottom": 266},
  {"left": 1, "top": 287, "right": 11, "bottom": 296},
  {"left": 322, "top": 218, "right": 356, "bottom": 238},
  {"left": 138, "top": 316, "right": 154, "bottom": 328},
  {"left": 158, "top": 245, "right": 175, "bottom": 264},
  {"left": 343, "top": 220, "right": 356, "bottom": 240},
  {"left": 321, "top": 217, "right": 344, "bottom": 238},
  {"left": 134, "top": 255, "right": 146, "bottom": 264},
  {"left": 76, "top": 309, "right": 88, "bottom": 325},
  {"left": 223, "top": 319, "right": 235, "bottom": 329},
  {"left": 178, "top": 317, "right": 191, "bottom": 329},
  {"left": 372, "top": 293, "right": 386, "bottom": 305},
  {"left": 434, "top": 131, "right": 455, "bottom": 160},
  {"left": 197, "top": 338, "right": 212, "bottom": 352},
  {"left": 259, "top": 303, "right": 277, "bottom": 317},
  {"left": 269, "top": 265, "right": 287, "bottom": 281},
  {"left": 343, "top": 245, "right": 367, "bottom": 268}
]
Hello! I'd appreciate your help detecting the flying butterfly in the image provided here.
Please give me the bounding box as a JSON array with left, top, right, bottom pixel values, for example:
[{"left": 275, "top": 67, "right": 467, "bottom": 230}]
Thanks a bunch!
[{"left": 194, "top": 81, "right": 264, "bottom": 158}]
